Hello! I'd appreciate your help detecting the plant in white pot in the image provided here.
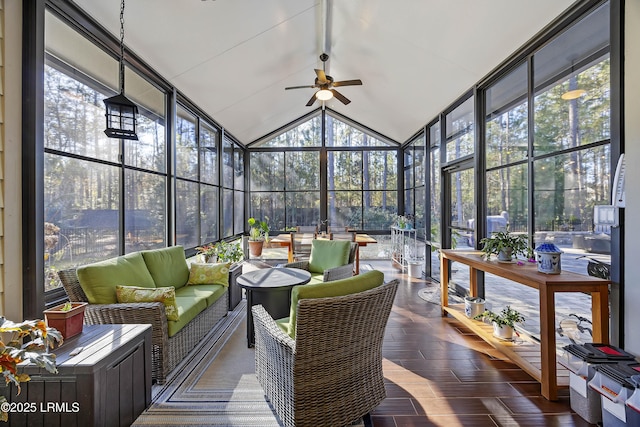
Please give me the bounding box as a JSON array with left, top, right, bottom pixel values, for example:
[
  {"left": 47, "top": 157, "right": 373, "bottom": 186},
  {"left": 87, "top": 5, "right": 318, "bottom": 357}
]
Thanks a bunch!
[
  {"left": 214, "top": 240, "right": 244, "bottom": 266},
  {"left": 480, "top": 229, "right": 530, "bottom": 262},
  {"left": 474, "top": 306, "right": 525, "bottom": 340}
]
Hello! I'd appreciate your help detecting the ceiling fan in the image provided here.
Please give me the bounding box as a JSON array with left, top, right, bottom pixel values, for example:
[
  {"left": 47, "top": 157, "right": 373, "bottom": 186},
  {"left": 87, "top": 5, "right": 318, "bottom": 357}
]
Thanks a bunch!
[{"left": 285, "top": 53, "right": 363, "bottom": 106}]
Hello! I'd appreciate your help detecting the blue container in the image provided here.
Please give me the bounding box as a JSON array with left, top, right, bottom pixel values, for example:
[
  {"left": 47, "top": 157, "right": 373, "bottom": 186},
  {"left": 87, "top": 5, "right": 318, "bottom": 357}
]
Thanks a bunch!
[{"left": 534, "top": 243, "right": 563, "bottom": 274}]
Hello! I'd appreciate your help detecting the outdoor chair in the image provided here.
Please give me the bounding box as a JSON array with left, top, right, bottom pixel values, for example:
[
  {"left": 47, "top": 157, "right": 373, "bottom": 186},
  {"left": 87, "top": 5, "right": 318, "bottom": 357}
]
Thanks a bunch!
[
  {"left": 329, "top": 231, "right": 356, "bottom": 241},
  {"left": 252, "top": 271, "right": 399, "bottom": 427},
  {"left": 282, "top": 239, "right": 357, "bottom": 282},
  {"left": 290, "top": 231, "right": 316, "bottom": 261}
]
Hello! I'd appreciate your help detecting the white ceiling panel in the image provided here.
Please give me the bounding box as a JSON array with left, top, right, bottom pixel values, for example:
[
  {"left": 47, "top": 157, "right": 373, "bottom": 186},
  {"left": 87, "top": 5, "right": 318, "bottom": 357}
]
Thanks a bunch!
[{"left": 71, "top": 0, "right": 576, "bottom": 144}]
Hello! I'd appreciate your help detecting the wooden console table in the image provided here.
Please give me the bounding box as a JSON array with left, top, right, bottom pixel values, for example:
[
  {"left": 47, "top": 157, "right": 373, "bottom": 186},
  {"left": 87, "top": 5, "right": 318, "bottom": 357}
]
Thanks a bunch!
[
  {"left": 439, "top": 250, "right": 610, "bottom": 401},
  {"left": 1, "top": 324, "right": 152, "bottom": 427}
]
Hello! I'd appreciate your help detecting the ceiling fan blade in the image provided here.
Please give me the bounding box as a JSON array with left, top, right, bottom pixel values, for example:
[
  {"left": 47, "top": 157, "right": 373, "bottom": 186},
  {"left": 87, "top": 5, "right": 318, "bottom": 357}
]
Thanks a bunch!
[
  {"left": 315, "top": 69, "right": 328, "bottom": 84},
  {"left": 331, "top": 89, "right": 351, "bottom": 105},
  {"left": 285, "top": 85, "right": 316, "bottom": 90},
  {"left": 332, "top": 79, "right": 363, "bottom": 87},
  {"left": 306, "top": 92, "right": 318, "bottom": 107}
]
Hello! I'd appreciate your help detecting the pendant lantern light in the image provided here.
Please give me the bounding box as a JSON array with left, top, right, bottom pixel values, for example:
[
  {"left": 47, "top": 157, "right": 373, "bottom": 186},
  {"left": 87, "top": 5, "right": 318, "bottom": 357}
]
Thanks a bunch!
[{"left": 104, "top": 0, "right": 138, "bottom": 140}]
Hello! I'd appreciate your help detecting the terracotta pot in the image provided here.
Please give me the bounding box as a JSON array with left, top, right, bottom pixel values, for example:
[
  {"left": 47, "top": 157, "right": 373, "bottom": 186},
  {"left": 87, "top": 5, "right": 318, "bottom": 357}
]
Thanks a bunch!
[
  {"left": 248, "top": 240, "right": 264, "bottom": 257},
  {"left": 44, "top": 302, "right": 88, "bottom": 339}
]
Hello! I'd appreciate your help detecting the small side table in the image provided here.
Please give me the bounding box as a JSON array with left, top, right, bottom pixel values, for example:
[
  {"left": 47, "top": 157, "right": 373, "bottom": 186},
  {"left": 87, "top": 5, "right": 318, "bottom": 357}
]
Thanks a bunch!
[{"left": 237, "top": 267, "right": 311, "bottom": 347}]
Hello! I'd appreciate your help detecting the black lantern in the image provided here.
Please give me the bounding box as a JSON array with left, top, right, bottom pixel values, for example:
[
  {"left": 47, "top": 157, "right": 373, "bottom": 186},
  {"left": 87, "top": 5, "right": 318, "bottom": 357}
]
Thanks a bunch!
[{"left": 104, "top": 0, "right": 138, "bottom": 140}]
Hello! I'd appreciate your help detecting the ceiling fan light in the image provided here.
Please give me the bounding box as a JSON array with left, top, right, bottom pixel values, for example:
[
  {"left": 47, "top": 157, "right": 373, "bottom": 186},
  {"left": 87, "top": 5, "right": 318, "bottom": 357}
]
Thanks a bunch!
[
  {"left": 316, "top": 89, "right": 333, "bottom": 101},
  {"left": 561, "top": 88, "right": 586, "bottom": 100}
]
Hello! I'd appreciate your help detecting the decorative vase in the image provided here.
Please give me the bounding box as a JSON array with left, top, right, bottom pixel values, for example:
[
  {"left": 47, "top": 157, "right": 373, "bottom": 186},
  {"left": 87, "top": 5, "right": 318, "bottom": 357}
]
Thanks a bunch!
[
  {"left": 464, "top": 296, "right": 485, "bottom": 318},
  {"left": 535, "top": 243, "right": 562, "bottom": 274},
  {"left": 248, "top": 240, "right": 264, "bottom": 257},
  {"left": 492, "top": 323, "right": 514, "bottom": 340},
  {"left": 43, "top": 302, "right": 88, "bottom": 339}
]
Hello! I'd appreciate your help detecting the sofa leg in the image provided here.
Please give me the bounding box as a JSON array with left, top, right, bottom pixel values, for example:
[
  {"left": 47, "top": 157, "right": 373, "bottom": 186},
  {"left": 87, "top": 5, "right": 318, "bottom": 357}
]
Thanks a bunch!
[{"left": 363, "top": 412, "right": 373, "bottom": 427}]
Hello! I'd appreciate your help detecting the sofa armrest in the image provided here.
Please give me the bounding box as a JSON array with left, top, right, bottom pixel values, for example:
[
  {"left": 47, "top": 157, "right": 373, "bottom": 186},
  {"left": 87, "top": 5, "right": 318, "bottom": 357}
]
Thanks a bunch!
[
  {"left": 84, "top": 302, "right": 169, "bottom": 348},
  {"left": 323, "top": 263, "right": 354, "bottom": 282}
]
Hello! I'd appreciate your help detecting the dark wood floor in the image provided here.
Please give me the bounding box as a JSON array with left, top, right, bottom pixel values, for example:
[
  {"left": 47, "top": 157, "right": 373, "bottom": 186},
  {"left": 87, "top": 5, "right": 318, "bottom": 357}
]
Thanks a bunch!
[{"left": 368, "top": 260, "right": 592, "bottom": 427}]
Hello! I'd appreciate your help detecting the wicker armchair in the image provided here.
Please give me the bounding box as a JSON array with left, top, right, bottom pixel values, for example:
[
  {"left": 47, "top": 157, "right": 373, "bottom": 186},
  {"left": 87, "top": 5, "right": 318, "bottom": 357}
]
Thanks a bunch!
[
  {"left": 282, "top": 241, "right": 357, "bottom": 282},
  {"left": 252, "top": 279, "right": 399, "bottom": 427},
  {"left": 57, "top": 269, "right": 228, "bottom": 384}
]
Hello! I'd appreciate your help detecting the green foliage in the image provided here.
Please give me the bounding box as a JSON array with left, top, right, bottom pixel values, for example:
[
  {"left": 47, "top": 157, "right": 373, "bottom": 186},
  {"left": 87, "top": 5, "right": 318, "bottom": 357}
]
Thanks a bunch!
[
  {"left": 480, "top": 230, "right": 530, "bottom": 260},
  {"left": 474, "top": 306, "right": 525, "bottom": 328},
  {"left": 248, "top": 217, "right": 270, "bottom": 242},
  {"left": 213, "top": 240, "right": 244, "bottom": 264}
]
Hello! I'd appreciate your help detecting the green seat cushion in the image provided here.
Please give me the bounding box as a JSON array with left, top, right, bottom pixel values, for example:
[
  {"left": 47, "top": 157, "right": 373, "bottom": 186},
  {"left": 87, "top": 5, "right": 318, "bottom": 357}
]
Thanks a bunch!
[
  {"left": 284, "top": 269, "right": 385, "bottom": 338},
  {"left": 142, "top": 246, "right": 190, "bottom": 289},
  {"left": 167, "top": 296, "right": 208, "bottom": 337},
  {"left": 307, "top": 275, "right": 324, "bottom": 286},
  {"left": 115, "top": 285, "right": 179, "bottom": 321},
  {"left": 187, "top": 263, "right": 230, "bottom": 286},
  {"left": 77, "top": 252, "right": 156, "bottom": 304},
  {"left": 175, "top": 284, "right": 226, "bottom": 307},
  {"left": 308, "top": 240, "right": 351, "bottom": 274}
]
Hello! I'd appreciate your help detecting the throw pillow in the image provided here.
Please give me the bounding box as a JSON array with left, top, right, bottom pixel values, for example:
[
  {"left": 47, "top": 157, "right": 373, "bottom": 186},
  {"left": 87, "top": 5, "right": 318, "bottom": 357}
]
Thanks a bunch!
[
  {"left": 115, "top": 285, "right": 179, "bottom": 321},
  {"left": 187, "top": 263, "right": 230, "bottom": 286}
]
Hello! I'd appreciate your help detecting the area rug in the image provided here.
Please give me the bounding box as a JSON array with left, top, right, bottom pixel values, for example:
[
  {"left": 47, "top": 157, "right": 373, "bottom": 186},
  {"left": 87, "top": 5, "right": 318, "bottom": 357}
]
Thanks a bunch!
[{"left": 133, "top": 301, "right": 366, "bottom": 427}]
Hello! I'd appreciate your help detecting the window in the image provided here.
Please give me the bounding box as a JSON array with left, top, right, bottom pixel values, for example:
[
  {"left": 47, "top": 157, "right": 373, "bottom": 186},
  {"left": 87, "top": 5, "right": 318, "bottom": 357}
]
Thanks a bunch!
[
  {"left": 532, "top": 3, "right": 611, "bottom": 274},
  {"left": 249, "top": 113, "right": 398, "bottom": 233},
  {"left": 44, "top": 11, "right": 167, "bottom": 292}
]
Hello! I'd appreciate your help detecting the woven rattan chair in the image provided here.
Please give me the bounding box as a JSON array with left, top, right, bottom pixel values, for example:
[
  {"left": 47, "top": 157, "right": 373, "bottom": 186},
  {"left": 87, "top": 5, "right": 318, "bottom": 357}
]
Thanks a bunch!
[
  {"left": 252, "top": 278, "right": 399, "bottom": 427},
  {"left": 282, "top": 241, "right": 357, "bottom": 282}
]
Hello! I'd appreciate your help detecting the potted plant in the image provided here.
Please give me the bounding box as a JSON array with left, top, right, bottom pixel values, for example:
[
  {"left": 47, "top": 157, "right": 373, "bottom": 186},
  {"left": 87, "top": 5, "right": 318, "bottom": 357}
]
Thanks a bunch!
[
  {"left": 474, "top": 305, "right": 525, "bottom": 340},
  {"left": 195, "top": 243, "right": 217, "bottom": 263},
  {"left": 0, "top": 317, "right": 62, "bottom": 421},
  {"left": 43, "top": 301, "right": 88, "bottom": 339},
  {"left": 213, "top": 240, "right": 244, "bottom": 266},
  {"left": 247, "top": 217, "right": 270, "bottom": 257},
  {"left": 480, "top": 229, "right": 530, "bottom": 262}
]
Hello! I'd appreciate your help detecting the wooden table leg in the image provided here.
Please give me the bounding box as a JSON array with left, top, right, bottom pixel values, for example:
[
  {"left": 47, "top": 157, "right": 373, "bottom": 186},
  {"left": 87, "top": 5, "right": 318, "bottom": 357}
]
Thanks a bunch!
[
  {"left": 469, "top": 266, "right": 477, "bottom": 297},
  {"left": 355, "top": 246, "right": 361, "bottom": 274},
  {"left": 287, "top": 243, "right": 293, "bottom": 263},
  {"left": 539, "top": 286, "right": 558, "bottom": 400},
  {"left": 440, "top": 255, "right": 449, "bottom": 316},
  {"left": 591, "top": 288, "right": 609, "bottom": 344}
]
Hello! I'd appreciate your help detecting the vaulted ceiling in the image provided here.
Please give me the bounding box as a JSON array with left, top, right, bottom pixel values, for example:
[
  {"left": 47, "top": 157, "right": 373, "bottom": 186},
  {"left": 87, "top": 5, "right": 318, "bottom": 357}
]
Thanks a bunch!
[{"left": 71, "top": 0, "right": 575, "bottom": 145}]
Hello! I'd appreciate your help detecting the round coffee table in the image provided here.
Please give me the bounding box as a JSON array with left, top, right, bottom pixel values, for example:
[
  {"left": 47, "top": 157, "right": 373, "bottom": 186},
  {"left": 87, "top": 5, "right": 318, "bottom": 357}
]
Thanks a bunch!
[{"left": 237, "top": 267, "right": 311, "bottom": 347}]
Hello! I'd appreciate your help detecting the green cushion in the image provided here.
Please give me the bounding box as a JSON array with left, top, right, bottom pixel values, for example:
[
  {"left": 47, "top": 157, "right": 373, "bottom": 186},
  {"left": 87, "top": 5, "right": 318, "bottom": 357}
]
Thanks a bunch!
[
  {"left": 142, "top": 246, "right": 190, "bottom": 289},
  {"left": 115, "top": 285, "right": 179, "bottom": 321},
  {"left": 175, "top": 284, "right": 226, "bottom": 307},
  {"left": 77, "top": 252, "right": 155, "bottom": 304},
  {"left": 284, "top": 269, "right": 385, "bottom": 338},
  {"left": 187, "top": 263, "right": 230, "bottom": 286},
  {"left": 307, "top": 240, "right": 351, "bottom": 274},
  {"left": 167, "top": 296, "right": 208, "bottom": 337}
]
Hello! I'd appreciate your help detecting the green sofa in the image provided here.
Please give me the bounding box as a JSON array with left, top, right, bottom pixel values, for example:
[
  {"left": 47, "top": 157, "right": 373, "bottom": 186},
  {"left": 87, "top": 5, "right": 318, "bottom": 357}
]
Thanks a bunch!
[{"left": 57, "top": 246, "right": 229, "bottom": 384}]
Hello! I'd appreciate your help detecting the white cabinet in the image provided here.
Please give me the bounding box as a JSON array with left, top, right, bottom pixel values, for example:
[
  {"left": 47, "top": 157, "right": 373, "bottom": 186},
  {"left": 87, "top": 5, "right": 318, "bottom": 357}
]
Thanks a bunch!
[{"left": 391, "top": 226, "right": 419, "bottom": 270}]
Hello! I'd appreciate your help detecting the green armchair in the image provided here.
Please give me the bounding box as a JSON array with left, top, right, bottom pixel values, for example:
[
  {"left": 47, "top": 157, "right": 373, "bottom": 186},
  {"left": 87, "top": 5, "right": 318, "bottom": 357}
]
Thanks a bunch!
[{"left": 281, "top": 239, "right": 357, "bottom": 283}]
